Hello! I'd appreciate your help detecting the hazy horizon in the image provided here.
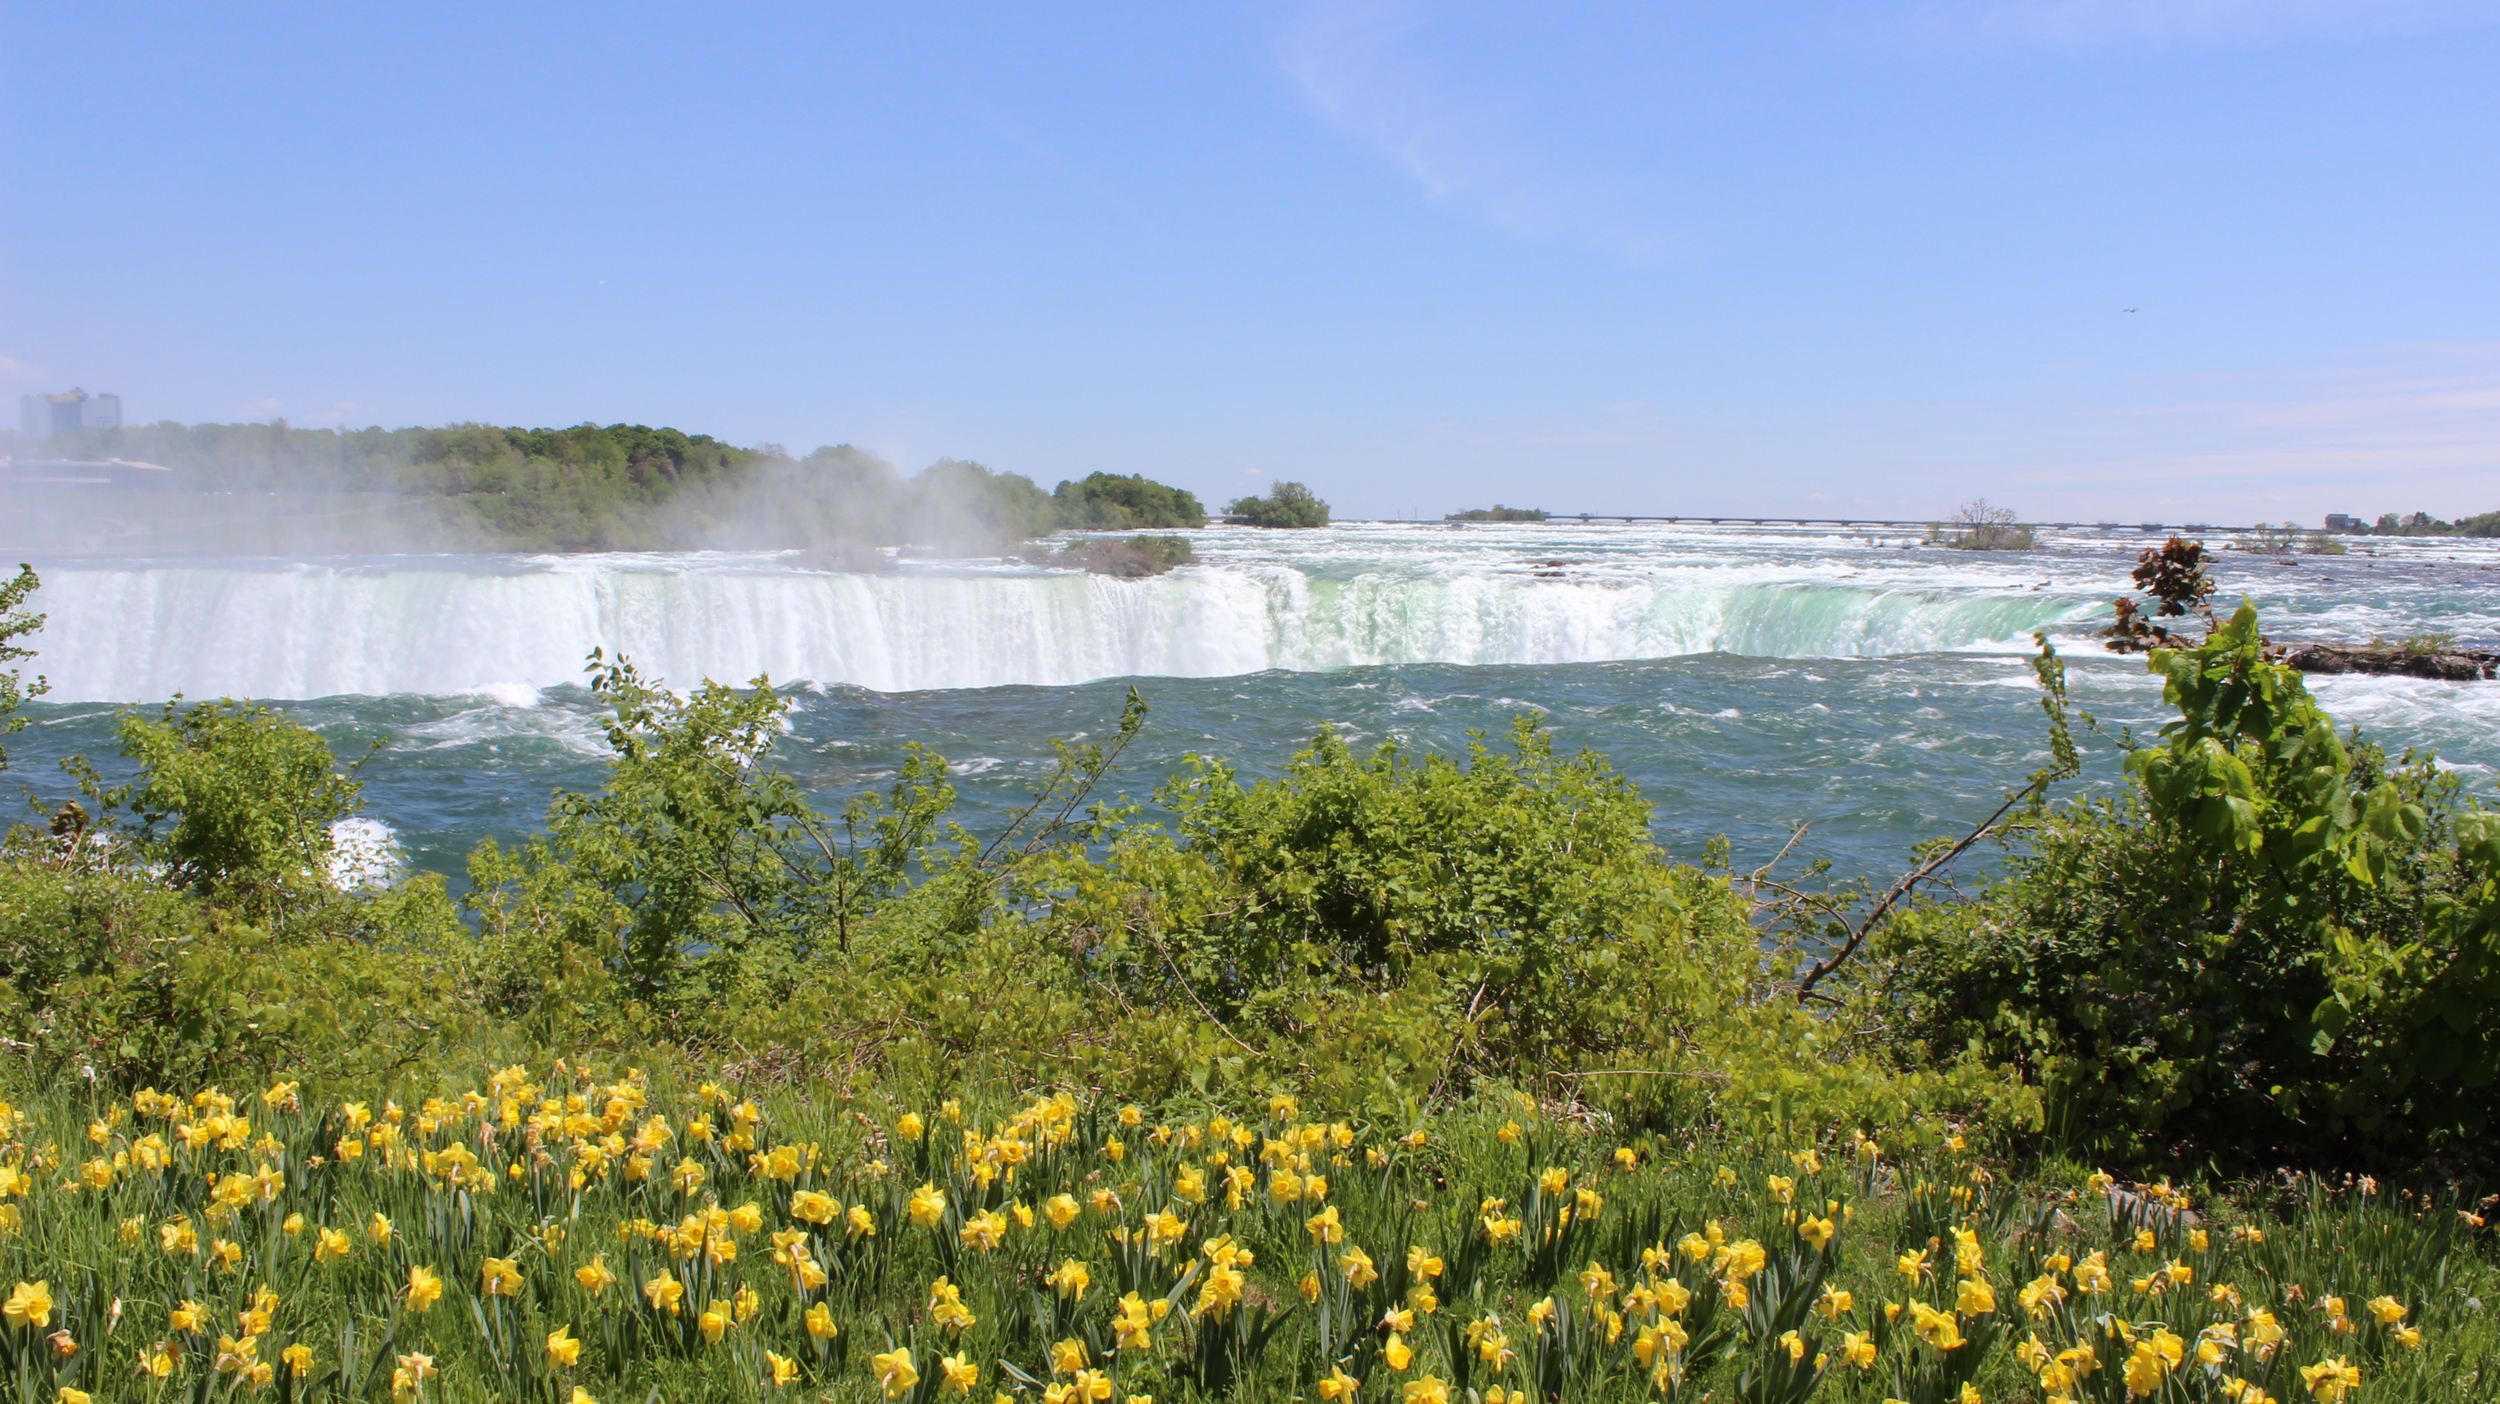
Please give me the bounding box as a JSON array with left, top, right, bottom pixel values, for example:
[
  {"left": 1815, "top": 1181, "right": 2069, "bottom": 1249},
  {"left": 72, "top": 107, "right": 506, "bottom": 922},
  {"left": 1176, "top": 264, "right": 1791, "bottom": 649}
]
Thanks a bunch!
[{"left": 6, "top": 2, "right": 2496, "bottom": 526}]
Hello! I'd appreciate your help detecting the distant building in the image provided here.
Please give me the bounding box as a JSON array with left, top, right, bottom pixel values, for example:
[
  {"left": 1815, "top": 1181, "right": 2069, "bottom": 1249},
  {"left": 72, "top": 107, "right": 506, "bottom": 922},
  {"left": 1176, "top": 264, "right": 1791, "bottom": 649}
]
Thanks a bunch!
[
  {"left": 2323, "top": 513, "right": 2365, "bottom": 532},
  {"left": 17, "top": 388, "right": 121, "bottom": 438}
]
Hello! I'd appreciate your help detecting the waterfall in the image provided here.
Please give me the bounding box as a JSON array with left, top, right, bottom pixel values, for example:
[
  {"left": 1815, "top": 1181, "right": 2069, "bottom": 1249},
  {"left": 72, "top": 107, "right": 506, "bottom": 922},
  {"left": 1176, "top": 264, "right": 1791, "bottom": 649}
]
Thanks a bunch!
[{"left": 25, "top": 553, "right": 2098, "bottom": 702}]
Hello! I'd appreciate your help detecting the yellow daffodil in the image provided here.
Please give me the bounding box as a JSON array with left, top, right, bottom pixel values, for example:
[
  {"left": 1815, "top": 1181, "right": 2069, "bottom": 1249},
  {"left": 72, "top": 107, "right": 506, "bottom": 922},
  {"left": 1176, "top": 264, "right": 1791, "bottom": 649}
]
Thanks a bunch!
[
  {"left": 1343, "top": 1245, "right": 1379, "bottom": 1288},
  {"left": 403, "top": 1265, "right": 442, "bottom": 1314},
  {"left": 2299, "top": 1357, "right": 2360, "bottom": 1402},
  {"left": 3, "top": 1281, "right": 51, "bottom": 1329},
  {"left": 874, "top": 1348, "right": 920, "bottom": 1398}
]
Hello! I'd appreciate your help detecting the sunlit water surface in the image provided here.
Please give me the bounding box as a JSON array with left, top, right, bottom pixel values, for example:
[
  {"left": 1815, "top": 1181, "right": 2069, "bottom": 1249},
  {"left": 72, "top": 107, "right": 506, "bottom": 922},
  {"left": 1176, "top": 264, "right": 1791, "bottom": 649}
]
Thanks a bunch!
[{"left": 12, "top": 523, "right": 2498, "bottom": 886}]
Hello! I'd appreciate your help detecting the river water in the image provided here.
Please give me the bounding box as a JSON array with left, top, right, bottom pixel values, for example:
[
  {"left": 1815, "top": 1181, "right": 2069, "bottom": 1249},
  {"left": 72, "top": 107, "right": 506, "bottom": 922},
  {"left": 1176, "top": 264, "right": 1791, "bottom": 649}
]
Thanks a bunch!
[{"left": 10, "top": 522, "right": 2498, "bottom": 885}]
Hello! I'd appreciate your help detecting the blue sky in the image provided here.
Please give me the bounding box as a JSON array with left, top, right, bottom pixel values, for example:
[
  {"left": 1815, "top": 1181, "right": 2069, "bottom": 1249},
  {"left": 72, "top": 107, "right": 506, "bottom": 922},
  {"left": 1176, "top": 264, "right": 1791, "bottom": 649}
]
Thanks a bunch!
[{"left": 4, "top": 0, "right": 2496, "bottom": 522}]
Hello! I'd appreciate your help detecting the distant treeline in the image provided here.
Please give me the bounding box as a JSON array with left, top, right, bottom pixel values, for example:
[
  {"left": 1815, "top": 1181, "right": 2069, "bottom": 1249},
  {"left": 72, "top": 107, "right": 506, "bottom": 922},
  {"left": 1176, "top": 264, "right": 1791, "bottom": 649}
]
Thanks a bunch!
[
  {"left": 2, "top": 421, "right": 1207, "bottom": 553},
  {"left": 2354, "top": 510, "right": 2500, "bottom": 538},
  {"left": 1445, "top": 504, "right": 1548, "bottom": 522}
]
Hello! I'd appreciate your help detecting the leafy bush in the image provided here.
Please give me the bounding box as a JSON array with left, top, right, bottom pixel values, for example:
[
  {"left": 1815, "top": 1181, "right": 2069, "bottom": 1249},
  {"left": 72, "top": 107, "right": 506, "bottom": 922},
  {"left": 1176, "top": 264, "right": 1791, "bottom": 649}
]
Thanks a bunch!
[
  {"left": 106, "top": 699, "right": 366, "bottom": 916},
  {"left": 0, "top": 836, "right": 475, "bottom": 1097},
  {"left": 1881, "top": 604, "right": 2500, "bottom": 1169},
  {"left": 1052, "top": 472, "right": 1208, "bottom": 529},
  {"left": 1226, "top": 481, "right": 1331, "bottom": 529},
  {"left": 443, "top": 653, "right": 2022, "bottom": 1130},
  {"left": 0, "top": 564, "right": 39, "bottom": 770}
]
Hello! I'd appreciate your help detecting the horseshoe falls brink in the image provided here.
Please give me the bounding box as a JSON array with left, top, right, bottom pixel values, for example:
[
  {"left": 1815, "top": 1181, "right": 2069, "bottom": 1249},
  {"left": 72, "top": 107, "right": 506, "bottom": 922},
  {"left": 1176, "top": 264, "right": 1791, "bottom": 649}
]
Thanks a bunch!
[{"left": 33, "top": 555, "right": 2098, "bottom": 704}]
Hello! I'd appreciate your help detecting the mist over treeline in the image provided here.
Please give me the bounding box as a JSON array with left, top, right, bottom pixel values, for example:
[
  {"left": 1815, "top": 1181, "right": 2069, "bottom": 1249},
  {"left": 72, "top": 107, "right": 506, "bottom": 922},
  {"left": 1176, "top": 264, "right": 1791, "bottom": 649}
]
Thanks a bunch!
[{"left": 0, "top": 420, "right": 1208, "bottom": 554}]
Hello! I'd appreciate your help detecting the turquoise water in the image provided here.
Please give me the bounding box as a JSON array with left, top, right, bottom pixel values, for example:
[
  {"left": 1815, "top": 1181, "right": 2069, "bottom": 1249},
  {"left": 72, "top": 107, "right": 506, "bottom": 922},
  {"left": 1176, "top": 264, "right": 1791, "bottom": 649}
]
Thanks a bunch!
[{"left": 9, "top": 524, "right": 2497, "bottom": 885}]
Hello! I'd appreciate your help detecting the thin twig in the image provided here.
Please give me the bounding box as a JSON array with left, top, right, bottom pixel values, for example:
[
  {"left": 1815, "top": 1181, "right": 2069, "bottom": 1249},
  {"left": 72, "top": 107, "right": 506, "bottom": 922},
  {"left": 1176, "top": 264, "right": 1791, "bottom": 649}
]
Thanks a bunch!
[{"left": 1794, "top": 784, "right": 2031, "bottom": 1003}]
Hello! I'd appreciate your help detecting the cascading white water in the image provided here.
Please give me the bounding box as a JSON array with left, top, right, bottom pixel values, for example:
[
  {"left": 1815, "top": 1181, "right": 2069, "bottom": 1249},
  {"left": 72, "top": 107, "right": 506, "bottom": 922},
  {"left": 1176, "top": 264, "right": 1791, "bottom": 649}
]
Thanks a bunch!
[{"left": 27, "top": 543, "right": 2101, "bottom": 702}]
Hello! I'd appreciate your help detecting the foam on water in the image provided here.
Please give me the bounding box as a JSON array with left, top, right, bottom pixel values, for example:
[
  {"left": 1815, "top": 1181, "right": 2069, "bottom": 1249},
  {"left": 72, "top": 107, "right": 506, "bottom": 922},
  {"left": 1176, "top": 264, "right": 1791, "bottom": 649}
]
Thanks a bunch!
[{"left": 324, "top": 817, "right": 404, "bottom": 889}]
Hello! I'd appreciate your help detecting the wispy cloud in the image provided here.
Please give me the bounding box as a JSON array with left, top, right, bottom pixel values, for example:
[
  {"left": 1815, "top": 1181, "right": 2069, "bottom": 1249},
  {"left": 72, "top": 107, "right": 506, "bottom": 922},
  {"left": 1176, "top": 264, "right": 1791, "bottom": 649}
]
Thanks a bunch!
[
  {"left": 0, "top": 355, "right": 44, "bottom": 382},
  {"left": 1275, "top": 0, "right": 1669, "bottom": 258},
  {"left": 1976, "top": 344, "right": 2500, "bottom": 516},
  {"left": 235, "top": 398, "right": 284, "bottom": 421},
  {"left": 1910, "top": 0, "right": 2500, "bottom": 51}
]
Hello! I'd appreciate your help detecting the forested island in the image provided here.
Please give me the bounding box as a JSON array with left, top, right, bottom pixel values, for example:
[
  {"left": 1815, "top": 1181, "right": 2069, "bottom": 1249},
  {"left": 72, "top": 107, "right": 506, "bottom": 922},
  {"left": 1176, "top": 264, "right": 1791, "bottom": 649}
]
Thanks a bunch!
[
  {"left": 2351, "top": 509, "right": 2500, "bottom": 537},
  {"left": 0, "top": 419, "right": 1209, "bottom": 555}
]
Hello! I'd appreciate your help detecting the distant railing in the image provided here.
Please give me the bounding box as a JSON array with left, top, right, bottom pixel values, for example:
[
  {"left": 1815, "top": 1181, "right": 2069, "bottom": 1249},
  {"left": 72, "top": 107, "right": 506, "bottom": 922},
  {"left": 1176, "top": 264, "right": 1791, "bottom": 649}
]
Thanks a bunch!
[{"left": 1369, "top": 514, "right": 2259, "bottom": 532}]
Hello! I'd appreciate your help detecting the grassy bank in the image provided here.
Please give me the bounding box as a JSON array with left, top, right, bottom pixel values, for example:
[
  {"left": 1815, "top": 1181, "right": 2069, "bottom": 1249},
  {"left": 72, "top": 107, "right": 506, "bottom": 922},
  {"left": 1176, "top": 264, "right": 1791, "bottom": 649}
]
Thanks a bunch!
[{"left": 0, "top": 1072, "right": 2487, "bottom": 1402}]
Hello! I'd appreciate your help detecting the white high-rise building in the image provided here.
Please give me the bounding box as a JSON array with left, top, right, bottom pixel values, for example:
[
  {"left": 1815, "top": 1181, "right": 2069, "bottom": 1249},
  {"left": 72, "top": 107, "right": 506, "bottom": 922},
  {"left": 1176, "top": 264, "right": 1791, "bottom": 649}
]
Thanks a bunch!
[{"left": 17, "top": 388, "right": 121, "bottom": 437}]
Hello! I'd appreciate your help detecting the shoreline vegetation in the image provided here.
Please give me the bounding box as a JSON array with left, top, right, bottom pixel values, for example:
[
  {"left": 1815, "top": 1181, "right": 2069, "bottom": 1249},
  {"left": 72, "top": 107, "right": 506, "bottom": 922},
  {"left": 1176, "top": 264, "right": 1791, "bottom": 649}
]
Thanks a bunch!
[
  {"left": 2351, "top": 510, "right": 2500, "bottom": 539},
  {"left": 0, "top": 551, "right": 2496, "bottom": 1397},
  {"left": 0, "top": 422, "right": 1216, "bottom": 565}
]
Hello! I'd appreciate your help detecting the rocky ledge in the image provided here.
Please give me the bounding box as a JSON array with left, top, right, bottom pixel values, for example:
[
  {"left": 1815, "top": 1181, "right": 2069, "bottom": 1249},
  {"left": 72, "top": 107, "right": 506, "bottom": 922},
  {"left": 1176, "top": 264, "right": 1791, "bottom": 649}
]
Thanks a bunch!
[{"left": 2285, "top": 643, "right": 2499, "bottom": 681}]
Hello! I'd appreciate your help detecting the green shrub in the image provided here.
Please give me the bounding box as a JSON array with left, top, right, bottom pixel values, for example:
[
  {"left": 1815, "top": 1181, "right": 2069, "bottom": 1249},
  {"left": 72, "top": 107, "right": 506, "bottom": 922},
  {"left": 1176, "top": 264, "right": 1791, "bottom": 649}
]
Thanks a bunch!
[
  {"left": 1881, "top": 604, "right": 2500, "bottom": 1169},
  {"left": 0, "top": 563, "right": 40, "bottom": 770},
  {"left": 0, "top": 853, "right": 476, "bottom": 1097},
  {"left": 108, "top": 699, "right": 365, "bottom": 916},
  {"left": 1051, "top": 471, "right": 1208, "bottom": 529},
  {"left": 0, "top": 689, "right": 478, "bottom": 1095},
  {"left": 1226, "top": 481, "right": 1331, "bottom": 528}
]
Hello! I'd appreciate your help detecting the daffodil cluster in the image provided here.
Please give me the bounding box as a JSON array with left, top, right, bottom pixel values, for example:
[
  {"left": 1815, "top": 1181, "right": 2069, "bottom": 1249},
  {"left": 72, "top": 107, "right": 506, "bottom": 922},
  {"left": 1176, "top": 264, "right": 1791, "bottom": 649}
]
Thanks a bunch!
[{"left": 0, "top": 1076, "right": 2477, "bottom": 1402}]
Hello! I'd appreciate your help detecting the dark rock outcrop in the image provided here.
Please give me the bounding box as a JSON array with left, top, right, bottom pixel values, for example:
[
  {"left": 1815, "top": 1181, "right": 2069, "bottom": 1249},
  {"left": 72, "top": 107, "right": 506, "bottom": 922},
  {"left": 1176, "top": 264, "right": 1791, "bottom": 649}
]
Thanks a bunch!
[{"left": 2284, "top": 644, "right": 2498, "bottom": 681}]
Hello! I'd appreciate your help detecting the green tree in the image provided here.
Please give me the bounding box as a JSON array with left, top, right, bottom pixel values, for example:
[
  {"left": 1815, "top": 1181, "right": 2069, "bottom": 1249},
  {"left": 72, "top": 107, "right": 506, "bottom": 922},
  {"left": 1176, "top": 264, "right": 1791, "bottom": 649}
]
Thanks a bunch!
[
  {"left": 111, "top": 700, "right": 366, "bottom": 916},
  {"left": 1227, "top": 481, "right": 1331, "bottom": 528},
  {"left": 1051, "top": 472, "right": 1208, "bottom": 529},
  {"left": 462, "top": 652, "right": 961, "bottom": 1017},
  {"left": 0, "top": 565, "right": 42, "bottom": 770}
]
